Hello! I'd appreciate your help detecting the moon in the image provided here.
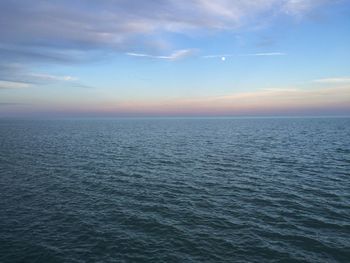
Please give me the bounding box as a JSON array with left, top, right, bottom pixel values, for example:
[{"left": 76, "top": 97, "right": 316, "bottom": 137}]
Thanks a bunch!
[{"left": 221, "top": 56, "right": 226, "bottom": 61}]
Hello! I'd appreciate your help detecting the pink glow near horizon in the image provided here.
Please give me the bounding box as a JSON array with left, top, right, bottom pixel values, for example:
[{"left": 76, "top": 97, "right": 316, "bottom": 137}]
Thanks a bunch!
[{"left": 2, "top": 85, "right": 349, "bottom": 117}]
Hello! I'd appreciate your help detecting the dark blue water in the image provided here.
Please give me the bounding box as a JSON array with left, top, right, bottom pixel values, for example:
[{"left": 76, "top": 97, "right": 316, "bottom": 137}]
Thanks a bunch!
[{"left": 1, "top": 118, "right": 349, "bottom": 262}]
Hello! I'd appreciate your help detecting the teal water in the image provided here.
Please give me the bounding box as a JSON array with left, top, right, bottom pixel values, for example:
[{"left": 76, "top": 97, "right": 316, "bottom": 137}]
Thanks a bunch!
[{"left": 0, "top": 118, "right": 349, "bottom": 262}]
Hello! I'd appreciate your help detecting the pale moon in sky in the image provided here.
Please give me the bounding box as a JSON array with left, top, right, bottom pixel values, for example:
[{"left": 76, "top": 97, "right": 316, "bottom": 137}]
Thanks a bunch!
[{"left": 221, "top": 57, "right": 226, "bottom": 61}]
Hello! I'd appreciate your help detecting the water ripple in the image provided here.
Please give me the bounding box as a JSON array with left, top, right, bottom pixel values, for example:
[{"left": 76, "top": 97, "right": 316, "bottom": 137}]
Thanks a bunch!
[{"left": 1, "top": 118, "right": 350, "bottom": 262}]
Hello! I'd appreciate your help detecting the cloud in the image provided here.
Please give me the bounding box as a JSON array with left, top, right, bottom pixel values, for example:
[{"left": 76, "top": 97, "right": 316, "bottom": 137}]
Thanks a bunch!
[
  {"left": 0, "top": 80, "right": 33, "bottom": 89},
  {"left": 313, "top": 77, "right": 350, "bottom": 84},
  {"left": 203, "top": 52, "right": 286, "bottom": 58},
  {"left": 125, "top": 49, "right": 287, "bottom": 61},
  {"left": 28, "top": 73, "right": 78, "bottom": 82},
  {"left": 244, "top": 52, "right": 286, "bottom": 56},
  {"left": 0, "top": 63, "right": 90, "bottom": 89},
  {"left": 203, "top": 54, "right": 236, "bottom": 59},
  {"left": 0, "top": 0, "right": 334, "bottom": 85},
  {"left": 126, "top": 49, "right": 196, "bottom": 60},
  {"left": 283, "top": 0, "right": 332, "bottom": 17},
  {"left": 0, "top": 1, "right": 331, "bottom": 60}
]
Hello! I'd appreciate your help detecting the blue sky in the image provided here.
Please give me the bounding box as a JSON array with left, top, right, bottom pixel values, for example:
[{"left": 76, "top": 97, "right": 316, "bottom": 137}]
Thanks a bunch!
[{"left": 0, "top": 0, "right": 349, "bottom": 117}]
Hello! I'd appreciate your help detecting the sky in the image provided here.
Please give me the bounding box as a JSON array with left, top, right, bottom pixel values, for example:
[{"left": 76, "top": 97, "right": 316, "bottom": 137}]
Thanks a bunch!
[{"left": 0, "top": 0, "right": 350, "bottom": 117}]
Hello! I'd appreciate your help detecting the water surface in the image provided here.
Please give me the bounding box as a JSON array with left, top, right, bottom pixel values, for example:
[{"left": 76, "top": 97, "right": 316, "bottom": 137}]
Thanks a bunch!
[{"left": 0, "top": 118, "right": 349, "bottom": 262}]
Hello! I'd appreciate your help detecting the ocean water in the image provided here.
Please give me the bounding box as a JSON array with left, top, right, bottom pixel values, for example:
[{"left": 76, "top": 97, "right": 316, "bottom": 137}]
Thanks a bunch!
[{"left": 0, "top": 118, "right": 349, "bottom": 263}]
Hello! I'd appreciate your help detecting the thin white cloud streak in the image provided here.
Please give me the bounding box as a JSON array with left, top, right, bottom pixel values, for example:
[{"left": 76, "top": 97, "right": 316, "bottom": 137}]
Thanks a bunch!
[
  {"left": 0, "top": 67, "right": 89, "bottom": 89},
  {"left": 313, "top": 77, "right": 350, "bottom": 84},
  {"left": 126, "top": 49, "right": 195, "bottom": 60},
  {"left": 29, "top": 73, "right": 78, "bottom": 82},
  {"left": 244, "top": 52, "right": 286, "bottom": 56},
  {"left": 0, "top": 80, "right": 32, "bottom": 89},
  {"left": 203, "top": 52, "right": 286, "bottom": 58},
  {"left": 128, "top": 50, "right": 286, "bottom": 60},
  {"left": 202, "top": 54, "right": 236, "bottom": 59}
]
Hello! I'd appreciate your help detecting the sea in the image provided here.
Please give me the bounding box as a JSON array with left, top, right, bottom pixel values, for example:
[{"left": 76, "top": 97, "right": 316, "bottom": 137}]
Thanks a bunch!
[{"left": 0, "top": 117, "right": 349, "bottom": 262}]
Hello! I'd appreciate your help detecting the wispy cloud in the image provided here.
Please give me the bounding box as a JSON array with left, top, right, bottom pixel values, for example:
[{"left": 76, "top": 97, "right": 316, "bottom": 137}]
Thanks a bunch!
[
  {"left": 283, "top": 0, "right": 332, "bottom": 17},
  {"left": 126, "top": 49, "right": 196, "bottom": 61},
  {"left": 28, "top": 73, "right": 78, "bottom": 82},
  {"left": 0, "top": 80, "right": 32, "bottom": 89},
  {"left": 0, "top": 64, "right": 89, "bottom": 89},
  {"left": 243, "top": 52, "right": 286, "bottom": 56},
  {"left": 0, "top": 0, "right": 335, "bottom": 90},
  {"left": 202, "top": 54, "right": 236, "bottom": 59},
  {"left": 0, "top": 0, "right": 330, "bottom": 64},
  {"left": 313, "top": 77, "right": 350, "bottom": 84},
  {"left": 203, "top": 52, "right": 286, "bottom": 59}
]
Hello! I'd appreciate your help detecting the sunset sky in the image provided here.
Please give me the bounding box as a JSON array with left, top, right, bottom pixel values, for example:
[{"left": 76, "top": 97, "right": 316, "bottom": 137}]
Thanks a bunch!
[{"left": 0, "top": 0, "right": 349, "bottom": 117}]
